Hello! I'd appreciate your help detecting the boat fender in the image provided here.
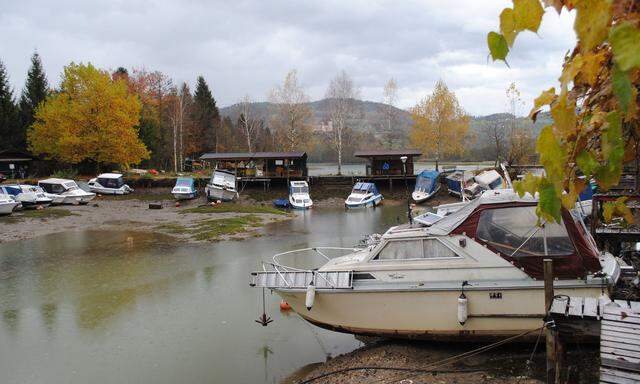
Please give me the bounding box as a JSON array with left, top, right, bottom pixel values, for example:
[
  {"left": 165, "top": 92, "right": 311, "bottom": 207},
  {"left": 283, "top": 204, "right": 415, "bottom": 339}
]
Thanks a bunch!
[
  {"left": 457, "top": 292, "right": 468, "bottom": 325},
  {"left": 280, "top": 300, "right": 292, "bottom": 311},
  {"left": 305, "top": 283, "right": 316, "bottom": 311}
]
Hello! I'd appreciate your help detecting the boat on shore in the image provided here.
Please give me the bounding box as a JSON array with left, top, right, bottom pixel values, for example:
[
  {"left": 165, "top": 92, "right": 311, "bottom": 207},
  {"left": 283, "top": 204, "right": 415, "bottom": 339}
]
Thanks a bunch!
[
  {"left": 251, "top": 189, "right": 621, "bottom": 341},
  {"left": 412, "top": 170, "right": 440, "bottom": 204},
  {"left": 463, "top": 170, "right": 504, "bottom": 199},
  {"left": 345, "top": 182, "right": 383, "bottom": 209},
  {"left": 205, "top": 169, "right": 239, "bottom": 202},
  {"left": 0, "top": 184, "right": 52, "bottom": 208},
  {"left": 38, "top": 178, "right": 96, "bottom": 205},
  {"left": 289, "top": 181, "right": 313, "bottom": 210},
  {"left": 171, "top": 177, "right": 197, "bottom": 200},
  {"left": 88, "top": 173, "right": 133, "bottom": 195},
  {"left": 445, "top": 170, "right": 470, "bottom": 198},
  {"left": 0, "top": 193, "right": 20, "bottom": 215}
]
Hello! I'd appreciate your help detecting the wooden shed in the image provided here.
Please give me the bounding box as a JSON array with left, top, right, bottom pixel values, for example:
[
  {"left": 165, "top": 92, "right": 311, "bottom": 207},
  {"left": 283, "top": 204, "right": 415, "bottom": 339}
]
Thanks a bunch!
[
  {"left": 354, "top": 149, "right": 422, "bottom": 176},
  {"left": 199, "top": 152, "right": 308, "bottom": 179},
  {"left": 0, "top": 150, "right": 33, "bottom": 178}
]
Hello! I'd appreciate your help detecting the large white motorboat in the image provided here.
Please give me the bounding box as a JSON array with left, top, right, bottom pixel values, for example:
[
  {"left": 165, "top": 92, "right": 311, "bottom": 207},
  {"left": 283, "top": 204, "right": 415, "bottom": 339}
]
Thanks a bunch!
[
  {"left": 87, "top": 173, "right": 133, "bottom": 195},
  {"left": 289, "top": 180, "right": 313, "bottom": 209},
  {"left": 345, "top": 182, "right": 383, "bottom": 209},
  {"left": 205, "top": 169, "right": 239, "bottom": 202},
  {"left": 38, "top": 178, "right": 96, "bottom": 205},
  {"left": 0, "top": 193, "right": 20, "bottom": 215},
  {"left": 0, "top": 184, "right": 52, "bottom": 208},
  {"left": 251, "top": 189, "right": 621, "bottom": 341}
]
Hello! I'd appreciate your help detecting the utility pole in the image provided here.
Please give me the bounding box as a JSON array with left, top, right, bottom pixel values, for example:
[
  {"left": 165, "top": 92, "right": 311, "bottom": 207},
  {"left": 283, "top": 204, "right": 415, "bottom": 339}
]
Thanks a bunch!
[{"left": 544, "top": 259, "right": 557, "bottom": 384}]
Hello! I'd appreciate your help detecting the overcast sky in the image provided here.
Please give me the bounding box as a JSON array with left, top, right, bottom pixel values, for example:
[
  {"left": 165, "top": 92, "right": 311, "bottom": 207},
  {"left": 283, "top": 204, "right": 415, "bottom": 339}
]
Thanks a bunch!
[{"left": 0, "top": 0, "right": 576, "bottom": 116}]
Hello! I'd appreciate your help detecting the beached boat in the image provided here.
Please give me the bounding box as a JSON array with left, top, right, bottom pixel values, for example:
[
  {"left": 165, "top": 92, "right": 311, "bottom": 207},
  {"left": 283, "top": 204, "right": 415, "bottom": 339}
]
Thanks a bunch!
[
  {"left": 171, "top": 177, "right": 197, "bottom": 200},
  {"left": 0, "top": 193, "right": 20, "bottom": 215},
  {"left": 345, "top": 182, "right": 383, "bottom": 209},
  {"left": 38, "top": 178, "right": 96, "bottom": 205},
  {"left": 251, "top": 189, "right": 620, "bottom": 341},
  {"left": 0, "top": 184, "right": 52, "bottom": 208},
  {"left": 445, "top": 170, "right": 470, "bottom": 197},
  {"left": 289, "top": 181, "right": 313, "bottom": 210},
  {"left": 463, "top": 170, "right": 504, "bottom": 199},
  {"left": 88, "top": 173, "right": 133, "bottom": 195},
  {"left": 412, "top": 170, "right": 440, "bottom": 204},
  {"left": 205, "top": 169, "right": 239, "bottom": 202}
]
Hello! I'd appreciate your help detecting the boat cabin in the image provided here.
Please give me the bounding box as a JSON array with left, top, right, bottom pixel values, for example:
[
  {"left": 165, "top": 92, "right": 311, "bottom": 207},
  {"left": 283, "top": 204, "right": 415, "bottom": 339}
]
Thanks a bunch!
[
  {"left": 96, "top": 173, "right": 125, "bottom": 189},
  {"left": 350, "top": 182, "right": 379, "bottom": 196},
  {"left": 211, "top": 169, "right": 237, "bottom": 188},
  {"left": 414, "top": 170, "right": 439, "bottom": 194},
  {"left": 38, "top": 178, "right": 80, "bottom": 194}
]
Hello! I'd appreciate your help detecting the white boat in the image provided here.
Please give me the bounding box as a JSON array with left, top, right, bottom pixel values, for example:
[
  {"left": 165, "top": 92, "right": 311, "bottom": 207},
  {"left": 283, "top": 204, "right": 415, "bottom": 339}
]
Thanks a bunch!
[
  {"left": 205, "top": 169, "right": 239, "bottom": 202},
  {"left": 38, "top": 178, "right": 96, "bottom": 205},
  {"left": 289, "top": 181, "right": 313, "bottom": 209},
  {"left": 463, "top": 170, "right": 505, "bottom": 199},
  {"left": 345, "top": 182, "right": 383, "bottom": 209},
  {"left": 0, "top": 193, "right": 20, "bottom": 215},
  {"left": 87, "top": 173, "right": 133, "bottom": 195},
  {"left": 0, "top": 184, "right": 52, "bottom": 208},
  {"left": 412, "top": 170, "right": 440, "bottom": 204},
  {"left": 172, "top": 177, "right": 198, "bottom": 200},
  {"left": 251, "top": 189, "right": 621, "bottom": 341}
]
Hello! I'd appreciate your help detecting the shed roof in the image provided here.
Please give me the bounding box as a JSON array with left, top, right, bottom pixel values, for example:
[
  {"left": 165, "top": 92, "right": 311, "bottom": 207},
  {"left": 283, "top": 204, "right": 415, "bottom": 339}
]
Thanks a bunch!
[
  {"left": 200, "top": 152, "right": 307, "bottom": 161},
  {"left": 0, "top": 149, "right": 33, "bottom": 162},
  {"left": 354, "top": 149, "right": 422, "bottom": 158}
]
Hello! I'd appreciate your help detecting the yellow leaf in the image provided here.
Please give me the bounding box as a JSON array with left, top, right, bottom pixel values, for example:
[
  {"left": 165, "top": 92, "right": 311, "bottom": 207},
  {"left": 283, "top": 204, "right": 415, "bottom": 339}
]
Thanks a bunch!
[
  {"left": 500, "top": 8, "right": 517, "bottom": 47},
  {"left": 513, "top": 0, "right": 544, "bottom": 33},
  {"left": 514, "top": 173, "right": 540, "bottom": 197},
  {"left": 574, "top": 0, "right": 612, "bottom": 52},
  {"left": 550, "top": 94, "right": 577, "bottom": 138},
  {"left": 536, "top": 125, "right": 566, "bottom": 182},
  {"left": 529, "top": 87, "right": 556, "bottom": 118},
  {"left": 575, "top": 51, "right": 606, "bottom": 86},
  {"left": 559, "top": 54, "right": 583, "bottom": 96}
]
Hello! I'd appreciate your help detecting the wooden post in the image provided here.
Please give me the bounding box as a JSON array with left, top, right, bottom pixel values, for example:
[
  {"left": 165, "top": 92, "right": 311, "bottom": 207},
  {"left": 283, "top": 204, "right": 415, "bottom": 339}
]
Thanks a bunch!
[{"left": 544, "top": 259, "right": 556, "bottom": 384}]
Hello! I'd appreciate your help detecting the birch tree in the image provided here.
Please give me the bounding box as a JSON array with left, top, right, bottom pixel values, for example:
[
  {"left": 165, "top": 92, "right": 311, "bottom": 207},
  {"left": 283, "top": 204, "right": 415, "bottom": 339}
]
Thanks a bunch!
[
  {"left": 269, "top": 70, "right": 312, "bottom": 151},
  {"left": 238, "top": 94, "right": 261, "bottom": 152},
  {"left": 326, "top": 70, "right": 361, "bottom": 175},
  {"left": 505, "top": 82, "right": 533, "bottom": 165},
  {"left": 169, "top": 83, "right": 190, "bottom": 172},
  {"left": 379, "top": 78, "right": 400, "bottom": 148}
]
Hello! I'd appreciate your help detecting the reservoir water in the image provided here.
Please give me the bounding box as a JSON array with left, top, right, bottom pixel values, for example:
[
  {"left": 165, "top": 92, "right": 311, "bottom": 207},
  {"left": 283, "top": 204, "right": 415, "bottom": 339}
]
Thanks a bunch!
[{"left": 0, "top": 204, "right": 408, "bottom": 384}]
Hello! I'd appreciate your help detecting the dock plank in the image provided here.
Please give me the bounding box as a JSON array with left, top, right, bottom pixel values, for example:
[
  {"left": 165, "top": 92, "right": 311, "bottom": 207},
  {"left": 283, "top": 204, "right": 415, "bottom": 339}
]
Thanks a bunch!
[
  {"left": 568, "top": 296, "right": 584, "bottom": 317},
  {"left": 584, "top": 297, "right": 599, "bottom": 319}
]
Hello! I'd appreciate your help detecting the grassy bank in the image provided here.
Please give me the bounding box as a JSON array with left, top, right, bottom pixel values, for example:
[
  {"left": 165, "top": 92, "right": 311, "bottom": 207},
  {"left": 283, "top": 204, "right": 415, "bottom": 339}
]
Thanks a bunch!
[
  {"left": 180, "top": 203, "right": 286, "bottom": 215},
  {"left": 156, "top": 214, "right": 265, "bottom": 241}
]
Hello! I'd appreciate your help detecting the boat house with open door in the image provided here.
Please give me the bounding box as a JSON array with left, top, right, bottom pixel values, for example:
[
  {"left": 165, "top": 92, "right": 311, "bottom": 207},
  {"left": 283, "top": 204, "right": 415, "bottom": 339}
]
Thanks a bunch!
[
  {"left": 354, "top": 149, "right": 422, "bottom": 177},
  {"left": 199, "top": 152, "right": 308, "bottom": 181}
]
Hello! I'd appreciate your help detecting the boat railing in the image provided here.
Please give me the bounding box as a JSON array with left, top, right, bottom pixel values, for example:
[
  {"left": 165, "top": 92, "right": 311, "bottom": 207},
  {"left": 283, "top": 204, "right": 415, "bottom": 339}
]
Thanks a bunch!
[{"left": 250, "top": 247, "right": 358, "bottom": 289}]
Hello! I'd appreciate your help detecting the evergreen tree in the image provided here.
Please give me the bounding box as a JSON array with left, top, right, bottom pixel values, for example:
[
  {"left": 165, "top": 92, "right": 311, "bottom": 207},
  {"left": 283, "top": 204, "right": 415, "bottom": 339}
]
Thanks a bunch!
[
  {"left": 18, "top": 52, "right": 48, "bottom": 152},
  {"left": 192, "top": 76, "right": 220, "bottom": 153},
  {"left": 0, "top": 60, "right": 19, "bottom": 151}
]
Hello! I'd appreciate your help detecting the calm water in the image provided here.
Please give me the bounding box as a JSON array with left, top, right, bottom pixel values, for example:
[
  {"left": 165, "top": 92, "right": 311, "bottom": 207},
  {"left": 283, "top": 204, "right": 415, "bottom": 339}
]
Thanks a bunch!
[
  {"left": 0, "top": 205, "right": 407, "bottom": 384},
  {"left": 307, "top": 161, "right": 495, "bottom": 176}
]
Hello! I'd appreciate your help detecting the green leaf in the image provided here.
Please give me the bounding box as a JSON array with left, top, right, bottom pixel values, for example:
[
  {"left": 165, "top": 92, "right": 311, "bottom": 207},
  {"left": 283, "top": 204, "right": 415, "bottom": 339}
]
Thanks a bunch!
[
  {"left": 514, "top": 173, "right": 540, "bottom": 197},
  {"left": 595, "top": 111, "right": 624, "bottom": 189},
  {"left": 612, "top": 65, "right": 633, "bottom": 114},
  {"left": 513, "top": 0, "right": 544, "bottom": 33},
  {"left": 574, "top": 0, "right": 612, "bottom": 52},
  {"left": 610, "top": 21, "right": 640, "bottom": 71},
  {"left": 538, "top": 179, "right": 562, "bottom": 223},
  {"left": 550, "top": 94, "right": 577, "bottom": 137},
  {"left": 536, "top": 125, "right": 566, "bottom": 181},
  {"left": 488, "top": 32, "right": 509, "bottom": 61},
  {"left": 500, "top": 8, "right": 517, "bottom": 47},
  {"left": 576, "top": 150, "right": 599, "bottom": 177}
]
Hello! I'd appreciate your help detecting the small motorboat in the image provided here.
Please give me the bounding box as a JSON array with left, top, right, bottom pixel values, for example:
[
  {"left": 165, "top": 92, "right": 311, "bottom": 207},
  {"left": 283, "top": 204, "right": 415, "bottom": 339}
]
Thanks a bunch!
[
  {"left": 345, "top": 182, "right": 383, "bottom": 209},
  {"left": 273, "top": 198, "right": 290, "bottom": 208},
  {"left": 88, "top": 173, "right": 133, "bottom": 195},
  {"left": 412, "top": 170, "right": 440, "bottom": 204},
  {"left": 172, "top": 177, "right": 197, "bottom": 200},
  {"left": 0, "top": 193, "right": 20, "bottom": 215},
  {"left": 445, "top": 170, "right": 470, "bottom": 197},
  {"left": 289, "top": 181, "right": 313, "bottom": 209},
  {"left": 0, "top": 184, "right": 52, "bottom": 208},
  {"left": 38, "top": 178, "right": 96, "bottom": 204},
  {"left": 205, "top": 169, "right": 239, "bottom": 202},
  {"left": 463, "top": 170, "right": 504, "bottom": 199}
]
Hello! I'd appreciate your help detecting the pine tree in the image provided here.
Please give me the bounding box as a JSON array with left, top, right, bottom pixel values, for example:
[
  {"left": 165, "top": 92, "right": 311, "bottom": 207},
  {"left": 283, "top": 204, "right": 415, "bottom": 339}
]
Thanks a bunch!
[
  {"left": 192, "top": 76, "right": 220, "bottom": 154},
  {"left": 18, "top": 53, "right": 48, "bottom": 152},
  {"left": 0, "top": 59, "right": 19, "bottom": 151}
]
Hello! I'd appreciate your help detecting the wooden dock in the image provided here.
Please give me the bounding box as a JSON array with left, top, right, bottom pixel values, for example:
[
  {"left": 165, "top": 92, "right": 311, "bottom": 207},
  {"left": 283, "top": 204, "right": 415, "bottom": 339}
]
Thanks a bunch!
[{"left": 549, "top": 296, "right": 640, "bottom": 383}]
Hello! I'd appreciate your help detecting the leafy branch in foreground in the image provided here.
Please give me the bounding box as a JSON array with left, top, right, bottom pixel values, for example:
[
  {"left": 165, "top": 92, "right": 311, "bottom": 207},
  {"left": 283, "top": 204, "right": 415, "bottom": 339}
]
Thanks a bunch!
[{"left": 488, "top": 0, "right": 639, "bottom": 224}]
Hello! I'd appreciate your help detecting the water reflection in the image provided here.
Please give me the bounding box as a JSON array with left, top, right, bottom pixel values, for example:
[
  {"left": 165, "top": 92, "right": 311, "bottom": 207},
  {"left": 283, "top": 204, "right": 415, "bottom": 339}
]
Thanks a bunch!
[{"left": 0, "top": 204, "right": 407, "bottom": 384}]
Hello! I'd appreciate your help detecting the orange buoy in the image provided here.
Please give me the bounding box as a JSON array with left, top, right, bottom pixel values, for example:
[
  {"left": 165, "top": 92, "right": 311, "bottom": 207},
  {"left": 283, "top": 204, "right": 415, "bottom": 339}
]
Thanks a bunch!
[
  {"left": 175, "top": 201, "right": 181, "bottom": 207},
  {"left": 279, "top": 300, "right": 292, "bottom": 311}
]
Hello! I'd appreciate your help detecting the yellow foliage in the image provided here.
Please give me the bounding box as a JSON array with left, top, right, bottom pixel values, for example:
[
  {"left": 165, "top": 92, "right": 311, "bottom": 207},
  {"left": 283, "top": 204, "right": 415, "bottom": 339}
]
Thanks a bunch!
[
  {"left": 409, "top": 80, "right": 470, "bottom": 166},
  {"left": 28, "top": 63, "right": 149, "bottom": 167}
]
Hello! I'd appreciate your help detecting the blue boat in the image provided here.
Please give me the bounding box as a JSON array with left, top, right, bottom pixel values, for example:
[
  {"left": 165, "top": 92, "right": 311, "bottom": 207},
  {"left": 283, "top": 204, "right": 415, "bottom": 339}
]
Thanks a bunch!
[
  {"left": 445, "top": 171, "right": 465, "bottom": 197},
  {"left": 412, "top": 170, "right": 440, "bottom": 204},
  {"left": 171, "top": 177, "right": 197, "bottom": 200},
  {"left": 345, "top": 182, "right": 383, "bottom": 209},
  {"left": 273, "top": 198, "right": 290, "bottom": 208}
]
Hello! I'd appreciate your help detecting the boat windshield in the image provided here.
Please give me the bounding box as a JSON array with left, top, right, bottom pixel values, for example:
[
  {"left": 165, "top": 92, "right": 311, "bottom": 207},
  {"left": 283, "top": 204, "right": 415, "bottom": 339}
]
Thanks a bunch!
[
  {"left": 476, "top": 206, "right": 574, "bottom": 257},
  {"left": 98, "top": 177, "right": 124, "bottom": 188},
  {"left": 291, "top": 186, "right": 308, "bottom": 194},
  {"left": 213, "top": 172, "right": 236, "bottom": 187},
  {"left": 63, "top": 182, "right": 78, "bottom": 191},
  {"left": 415, "top": 176, "right": 435, "bottom": 192},
  {"left": 175, "top": 179, "right": 192, "bottom": 187}
]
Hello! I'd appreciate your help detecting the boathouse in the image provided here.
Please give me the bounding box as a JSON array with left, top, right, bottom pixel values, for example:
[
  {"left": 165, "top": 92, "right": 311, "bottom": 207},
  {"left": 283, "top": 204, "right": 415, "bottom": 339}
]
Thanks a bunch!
[
  {"left": 354, "top": 149, "right": 422, "bottom": 177},
  {"left": 199, "top": 152, "right": 308, "bottom": 179},
  {"left": 0, "top": 150, "right": 33, "bottom": 178}
]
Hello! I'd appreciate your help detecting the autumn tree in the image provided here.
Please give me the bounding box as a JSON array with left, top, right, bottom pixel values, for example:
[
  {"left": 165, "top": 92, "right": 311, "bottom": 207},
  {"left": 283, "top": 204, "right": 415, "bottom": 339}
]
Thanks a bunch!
[
  {"left": 28, "top": 62, "right": 149, "bottom": 168},
  {"left": 410, "top": 80, "right": 470, "bottom": 170},
  {"left": 488, "top": 0, "right": 640, "bottom": 223},
  {"left": 269, "top": 69, "right": 312, "bottom": 152},
  {"left": 504, "top": 83, "right": 533, "bottom": 165},
  {"left": 192, "top": 76, "right": 220, "bottom": 154},
  {"left": 168, "top": 83, "right": 192, "bottom": 172},
  {"left": 326, "top": 70, "right": 361, "bottom": 175},
  {"left": 0, "top": 59, "right": 19, "bottom": 151},
  {"left": 379, "top": 78, "right": 402, "bottom": 148},
  {"left": 238, "top": 94, "right": 261, "bottom": 152},
  {"left": 481, "top": 120, "right": 507, "bottom": 167},
  {"left": 18, "top": 52, "right": 49, "bottom": 152}
]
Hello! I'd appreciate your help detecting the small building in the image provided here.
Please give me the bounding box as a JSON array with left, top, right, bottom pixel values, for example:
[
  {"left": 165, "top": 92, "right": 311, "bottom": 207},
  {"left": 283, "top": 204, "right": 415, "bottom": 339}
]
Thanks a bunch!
[
  {"left": 199, "top": 152, "right": 308, "bottom": 179},
  {"left": 354, "top": 149, "right": 422, "bottom": 176},
  {"left": 0, "top": 150, "right": 33, "bottom": 178}
]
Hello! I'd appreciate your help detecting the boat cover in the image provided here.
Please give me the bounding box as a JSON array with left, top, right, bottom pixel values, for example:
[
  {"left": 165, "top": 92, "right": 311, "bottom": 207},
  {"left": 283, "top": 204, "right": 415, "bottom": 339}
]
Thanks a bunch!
[
  {"left": 352, "top": 182, "right": 379, "bottom": 195},
  {"left": 415, "top": 170, "right": 439, "bottom": 194},
  {"left": 445, "top": 171, "right": 464, "bottom": 193},
  {"left": 174, "top": 177, "right": 195, "bottom": 190}
]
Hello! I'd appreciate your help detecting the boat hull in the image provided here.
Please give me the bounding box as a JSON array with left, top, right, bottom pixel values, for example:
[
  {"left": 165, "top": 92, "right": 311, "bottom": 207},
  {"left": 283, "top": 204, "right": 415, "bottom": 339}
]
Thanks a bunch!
[
  {"left": 206, "top": 186, "right": 238, "bottom": 202},
  {"left": 276, "top": 285, "right": 603, "bottom": 341},
  {"left": 89, "top": 187, "right": 132, "bottom": 195},
  {"left": 173, "top": 192, "right": 197, "bottom": 200},
  {"left": 0, "top": 202, "right": 19, "bottom": 215},
  {"left": 345, "top": 195, "right": 383, "bottom": 209}
]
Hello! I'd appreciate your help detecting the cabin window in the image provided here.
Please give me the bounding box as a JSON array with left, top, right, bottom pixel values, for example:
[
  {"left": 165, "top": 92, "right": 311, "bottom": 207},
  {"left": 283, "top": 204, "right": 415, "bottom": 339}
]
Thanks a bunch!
[
  {"left": 374, "top": 239, "right": 458, "bottom": 260},
  {"left": 476, "top": 206, "right": 574, "bottom": 257}
]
